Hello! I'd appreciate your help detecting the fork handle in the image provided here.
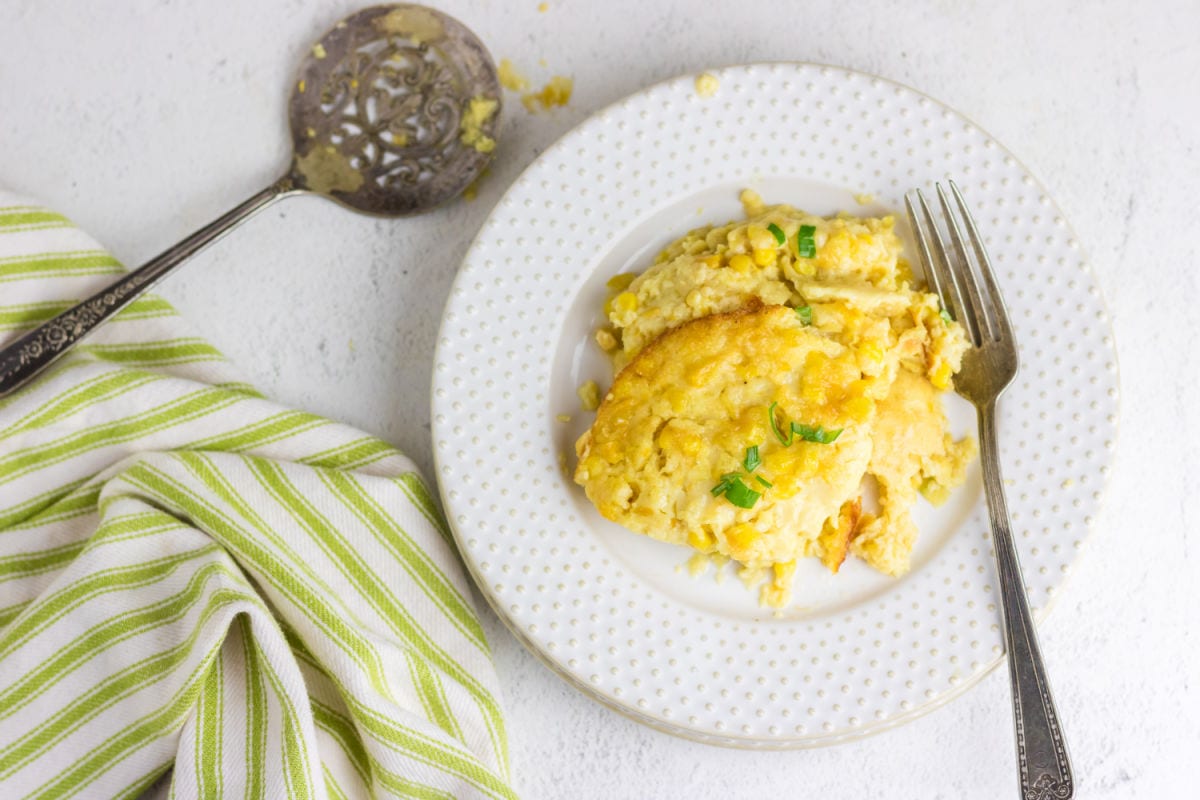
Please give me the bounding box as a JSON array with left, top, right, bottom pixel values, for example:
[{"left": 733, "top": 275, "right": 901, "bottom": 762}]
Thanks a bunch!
[
  {"left": 0, "top": 179, "right": 293, "bottom": 399},
  {"left": 979, "top": 401, "right": 1074, "bottom": 800}
]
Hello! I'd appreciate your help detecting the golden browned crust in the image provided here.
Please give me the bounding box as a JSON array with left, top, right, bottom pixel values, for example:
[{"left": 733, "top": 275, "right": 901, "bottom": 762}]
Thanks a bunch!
[
  {"left": 818, "top": 496, "right": 862, "bottom": 574},
  {"left": 607, "top": 298, "right": 766, "bottom": 393}
]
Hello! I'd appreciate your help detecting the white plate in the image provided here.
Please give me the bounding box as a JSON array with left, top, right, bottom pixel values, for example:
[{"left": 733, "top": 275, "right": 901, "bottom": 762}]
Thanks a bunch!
[{"left": 431, "top": 63, "right": 1118, "bottom": 747}]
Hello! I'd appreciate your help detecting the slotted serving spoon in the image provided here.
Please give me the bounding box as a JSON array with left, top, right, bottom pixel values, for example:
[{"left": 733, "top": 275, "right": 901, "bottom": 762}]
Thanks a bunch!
[{"left": 0, "top": 3, "right": 500, "bottom": 398}]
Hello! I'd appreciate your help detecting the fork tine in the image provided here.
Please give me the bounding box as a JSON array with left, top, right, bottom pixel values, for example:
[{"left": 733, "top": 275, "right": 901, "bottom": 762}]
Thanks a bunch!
[
  {"left": 909, "top": 188, "right": 979, "bottom": 346},
  {"left": 904, "top": 193, "right": 954, "bottom": 320},
  {"left": 936, "top": 183, "right": 996, "bottom": 342},
  {"left": 948, "top": 180, "right": 1014, "bottom": 345}
]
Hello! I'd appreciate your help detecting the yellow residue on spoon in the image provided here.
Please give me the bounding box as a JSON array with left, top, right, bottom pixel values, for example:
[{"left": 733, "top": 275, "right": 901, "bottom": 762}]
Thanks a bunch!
[
  {"left": 374, "top": 7, "right": 444, "bottom": 43},
  {"left": 460, "top": 96, "right": 498, "bottom": 153},
  {"left": 295, "top": 145, "right": 364, "bottom": 194}
]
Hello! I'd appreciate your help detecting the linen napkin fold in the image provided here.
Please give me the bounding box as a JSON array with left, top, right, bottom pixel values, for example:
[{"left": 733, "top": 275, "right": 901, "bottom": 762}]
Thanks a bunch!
[{"left": 0, "top": 194, "right": 515, "bottom": 800}]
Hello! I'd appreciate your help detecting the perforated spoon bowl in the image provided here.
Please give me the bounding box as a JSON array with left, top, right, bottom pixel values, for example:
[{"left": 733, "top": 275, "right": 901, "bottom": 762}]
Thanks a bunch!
[{"left": 0, "top": 3, "right": 500, "bottom": 397}]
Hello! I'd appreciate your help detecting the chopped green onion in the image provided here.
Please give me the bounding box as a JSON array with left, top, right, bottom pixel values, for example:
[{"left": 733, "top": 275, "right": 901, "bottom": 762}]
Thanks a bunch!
[
  {"left": 754, "top": 475, "right": 773, "bottom": 488},
  {"left": 797, "top": 224, "right": 817, "bottom": 258},
  {"left": 711, "top": 473, "right": 738, "bottom": 496},
  {"left": 720, "top": 476, "right": 761, "bottom": 509},
  {"left": 791, "top": 422, "right": 843, "bottom": 444},
  {"left": 795, "top": 305, "right": 813, "bottom": 326},
  {"left": 767, "top": 222, "right": 786, "bottom": 245},
  {"left": 768, "top": 402, "right": 794, "bottom": 446},
  {"left": 939, "top": 308, "right": 953, "bottom": 324},
  {"left": 743, "top": 445, "right": 761, "bottom": 472}
]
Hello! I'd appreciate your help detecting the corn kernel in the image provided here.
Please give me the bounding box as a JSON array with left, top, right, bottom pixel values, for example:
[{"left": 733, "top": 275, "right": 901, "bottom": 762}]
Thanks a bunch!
[
  {"left": 685, "top": 357, "right": 720, "bottom": 387},
  {"left": 844, "top": 395, "right": 873, "bottom": 423},
  {"left": 746, "top": 225, "right": 775, "bottom": 251},
  {"left": 596, "top": 440, "right": 622, "bottom": 461},
  {"left": 797, "top": 444, "right": 821, "bottom": 477},
  {"left": 657, "top": 424, "right": 704, "bottom": 456},
  {"left": 752, "top": 247, "right": 776, "bottom": 267},
  {"left": 725, "top": 523, "right": 759, "bottom": 553},
  {"left": 930, "top": 361, "right": 952, "bottom": 390},
  {"left": 665, "top": 386, "right": 688, "bottom": 413},
  {"left": 729, "top": 254, "right": 754, "bottom": 273},
  {"left": 613, "top": 291, "right": 639, "bottom": 313},
  {"left": 687, "top": 528, "right": 716, "bottom": 551}
]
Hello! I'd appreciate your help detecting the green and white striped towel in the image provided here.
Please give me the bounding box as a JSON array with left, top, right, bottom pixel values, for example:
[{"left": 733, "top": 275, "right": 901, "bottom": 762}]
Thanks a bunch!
[{"left": 0, "top": 194, "right": 516, "bottom": 800}]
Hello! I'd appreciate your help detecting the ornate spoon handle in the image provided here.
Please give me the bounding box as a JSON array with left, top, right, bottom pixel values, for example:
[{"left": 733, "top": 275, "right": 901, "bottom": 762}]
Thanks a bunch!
[
  {"left": 0, "top": 179, "right": 293, "bottom": 398},
  {"left": 979, "top": 403, "right": 1074, "bottom": 800}
]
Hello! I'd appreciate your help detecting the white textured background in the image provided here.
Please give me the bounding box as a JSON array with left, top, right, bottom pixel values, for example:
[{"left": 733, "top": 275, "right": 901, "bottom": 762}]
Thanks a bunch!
[{"left": 1, "top": 0, "right": 1195, "bottom": 797}]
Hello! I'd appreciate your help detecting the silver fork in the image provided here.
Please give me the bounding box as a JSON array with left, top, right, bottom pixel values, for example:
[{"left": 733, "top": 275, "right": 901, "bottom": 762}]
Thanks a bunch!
[{"left": 906, "top": 182, "right": 1074, "bottom": 800}]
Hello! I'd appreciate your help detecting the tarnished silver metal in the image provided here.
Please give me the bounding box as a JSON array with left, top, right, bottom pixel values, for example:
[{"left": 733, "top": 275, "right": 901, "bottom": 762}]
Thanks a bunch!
[
  {"left": 906, "top": 181, "right": 1074, "bottom": 800},
  {"left": 0, "top": 3, "right": 499, "bottom": 398}
]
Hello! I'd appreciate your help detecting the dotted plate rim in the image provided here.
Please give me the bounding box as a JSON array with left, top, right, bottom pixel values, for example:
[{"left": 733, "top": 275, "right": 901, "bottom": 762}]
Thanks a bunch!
[{"left": 431, "top": 62, "right": 1120, "bottom": 748}]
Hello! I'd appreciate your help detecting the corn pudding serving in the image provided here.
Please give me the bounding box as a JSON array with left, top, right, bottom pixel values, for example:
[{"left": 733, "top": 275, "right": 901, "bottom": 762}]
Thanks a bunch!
[{"left": 573, "top": 190, "right": 976, "bottom": 607}]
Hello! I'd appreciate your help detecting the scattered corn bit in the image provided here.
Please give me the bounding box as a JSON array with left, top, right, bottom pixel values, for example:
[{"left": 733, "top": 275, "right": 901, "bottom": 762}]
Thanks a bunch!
[
  {"left": 312, "top": 43, "right": 327, "bottom": 60},
  {"left": 555, "top": 414, "right": 572, "bottom": 423},
  {"left": 594, "top": 327, "right": 618, "bottom": 351},
  {"left": 686, "top": 552, "right": 710, "bottom": 576},
  {"left": 538, "top": 2, "right": 549, "bottom": 11},
  {"left": 853, "top": 192, "right": 876, "bottom": 205},
  {"left": 694, "top": 72, "right": 719, "bottom": 98},
  {"left": 739, "top": 188, "right": 765, "bottom": 216},
  {"left": 577, "top": 380, "right": 601, "bottom": 411}
]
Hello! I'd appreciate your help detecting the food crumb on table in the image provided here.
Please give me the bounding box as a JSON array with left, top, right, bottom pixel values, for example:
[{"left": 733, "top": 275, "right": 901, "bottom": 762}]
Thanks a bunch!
[
  {"left": 522, "top": 75, "right": 573, "bottom": 111},
  {"left": 499, "top": 58, "right": 530, "bottom": 91}
]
